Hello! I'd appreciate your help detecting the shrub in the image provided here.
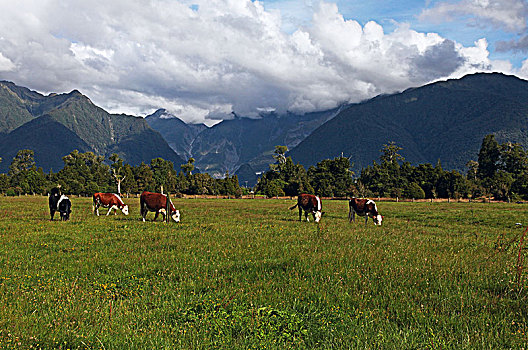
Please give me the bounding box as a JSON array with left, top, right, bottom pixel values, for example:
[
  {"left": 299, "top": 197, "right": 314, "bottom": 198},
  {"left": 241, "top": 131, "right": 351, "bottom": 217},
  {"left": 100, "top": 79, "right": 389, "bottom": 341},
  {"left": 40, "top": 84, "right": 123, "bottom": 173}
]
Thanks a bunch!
[{"left": 404, "top": 182, "right": 425, "bottom": 199}]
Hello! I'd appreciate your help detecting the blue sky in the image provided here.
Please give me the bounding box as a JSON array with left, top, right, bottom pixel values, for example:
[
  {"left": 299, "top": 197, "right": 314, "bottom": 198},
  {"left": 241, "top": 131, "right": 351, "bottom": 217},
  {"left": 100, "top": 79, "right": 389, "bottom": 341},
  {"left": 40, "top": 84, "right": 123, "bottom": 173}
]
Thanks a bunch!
[{"left": 0, "top": 0, "right": 526, "bottom": 124}]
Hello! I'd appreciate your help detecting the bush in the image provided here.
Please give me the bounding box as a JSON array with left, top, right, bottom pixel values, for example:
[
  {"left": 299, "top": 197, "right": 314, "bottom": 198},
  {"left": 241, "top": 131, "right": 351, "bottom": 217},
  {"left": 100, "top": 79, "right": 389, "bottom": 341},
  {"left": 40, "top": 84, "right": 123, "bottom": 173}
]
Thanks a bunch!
[
  {"left": 404, "top": 182, "right": 426, "bottom": 199},
  {"left": 265, "top": 180, "right": 286, "bottom": 198}
]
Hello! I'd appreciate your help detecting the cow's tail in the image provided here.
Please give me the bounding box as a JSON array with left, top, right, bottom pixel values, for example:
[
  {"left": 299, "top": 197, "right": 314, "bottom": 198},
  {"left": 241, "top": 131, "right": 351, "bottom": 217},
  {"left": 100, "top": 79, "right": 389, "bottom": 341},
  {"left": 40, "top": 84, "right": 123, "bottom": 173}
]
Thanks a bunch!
[{"left": 289, "top": 203, "right": 298, "bottom": 210}]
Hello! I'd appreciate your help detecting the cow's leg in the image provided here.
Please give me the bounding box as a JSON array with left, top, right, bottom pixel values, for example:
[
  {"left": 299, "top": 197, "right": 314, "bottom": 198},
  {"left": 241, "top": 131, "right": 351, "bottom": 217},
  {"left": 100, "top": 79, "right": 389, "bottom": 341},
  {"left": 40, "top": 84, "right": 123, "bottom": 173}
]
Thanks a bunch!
[
  {"left": 106, "top": 205, "right": 118, "bottom": 216},
  {"left": 140, "top": 205, "right": 149, "bottom": 222},
  {"left": 348, "top": 206, "right": 353, "bottom": 222},
  {"left": 93, "top": 200, "right": 100, "bottom": 216},
  {"left": 364, "top": 215, "right": 369, "bottom": 225},
  {"left": 304, "top": 210, "right": 309, "bottom": 222},
  {"left": 298, "top": 207, "right": 302, "bottom": 222},
  {"left": 50, "top": 210, "right": 55, "bottom": 221}
]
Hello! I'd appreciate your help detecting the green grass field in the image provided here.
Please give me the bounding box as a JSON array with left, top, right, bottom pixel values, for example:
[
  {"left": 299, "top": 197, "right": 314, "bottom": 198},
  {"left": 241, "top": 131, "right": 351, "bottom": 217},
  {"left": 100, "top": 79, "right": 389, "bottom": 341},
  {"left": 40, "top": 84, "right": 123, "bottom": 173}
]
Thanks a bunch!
[{"left": 0, "top": 196, "right": 527, "bottom": 349}]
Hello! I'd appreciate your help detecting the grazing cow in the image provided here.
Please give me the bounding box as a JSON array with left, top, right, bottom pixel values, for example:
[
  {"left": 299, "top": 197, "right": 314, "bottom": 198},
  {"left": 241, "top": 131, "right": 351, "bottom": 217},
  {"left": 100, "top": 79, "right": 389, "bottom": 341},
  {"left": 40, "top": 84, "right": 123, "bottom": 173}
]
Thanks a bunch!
[
  {"left": 93, "top": 193, "right": 129, "bottom": 216},
  {"left": 348, "top": 197, "right": 382, "bottom": 225},
  {"left": 140, "top": 191, "right": 180, "bottom": 222},
  {"left": 289, "top": 193, "right": 324, "bottom": 222},
  {"left": 57, "top": 195, "right": 72, "bottom": 221},
  {"left": 49, "top": 187, "right": 72, "bottom": 221}
]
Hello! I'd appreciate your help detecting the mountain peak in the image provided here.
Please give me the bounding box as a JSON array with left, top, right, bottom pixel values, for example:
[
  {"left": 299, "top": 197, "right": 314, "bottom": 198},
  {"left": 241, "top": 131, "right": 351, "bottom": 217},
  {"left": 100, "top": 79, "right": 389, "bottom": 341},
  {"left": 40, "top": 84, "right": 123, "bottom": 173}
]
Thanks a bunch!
[
  {"left": 68, "top": 89, "right": 84, "bottom": 97},
  {"left": 146, "top": 108, "right": 167, "bottom": 119}
]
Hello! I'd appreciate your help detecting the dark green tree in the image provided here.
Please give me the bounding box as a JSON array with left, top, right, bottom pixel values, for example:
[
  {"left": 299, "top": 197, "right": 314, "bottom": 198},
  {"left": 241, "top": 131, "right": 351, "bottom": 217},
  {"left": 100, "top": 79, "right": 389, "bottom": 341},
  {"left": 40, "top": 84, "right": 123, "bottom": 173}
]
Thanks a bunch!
[
  {"left": 404, "top": 182, "right": 425, "bottom": 199},
  {"left": 57, "top": 150, "right": 109, "bottom": 195},
  {"left": 499, "top": 142, "right": 528, "bottom": 175},
  {"left": 256, "top": 146, "right": 312, "bottom": 197},
  {"left": 181, "top": 158, "right": 195, "bottom": 177},
  {"left": 134, "top": 162, "right": 154, "bottom": 192},
  {"left": 8, "top": 149, "right": 36, "bottom": 176},
  {"left": 150, "top": 158, "right": 176, "bottom": 193},
  {"left": 8, "top": 150, "right": 48, "bottom": 194},
  {"left": 308, "top": 156, "right": 354, "bottom": 197},
  {"left": 477, "top": 134, "right": 500, "bottom": 180},
  {"left": 380, "top": 141, "right": 405, "bottom": 164}
]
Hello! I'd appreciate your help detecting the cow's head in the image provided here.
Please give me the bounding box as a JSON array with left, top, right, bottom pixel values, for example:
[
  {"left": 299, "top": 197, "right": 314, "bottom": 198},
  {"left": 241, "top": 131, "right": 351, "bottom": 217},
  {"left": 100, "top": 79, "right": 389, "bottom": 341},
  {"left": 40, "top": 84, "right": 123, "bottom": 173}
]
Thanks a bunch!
[
  {"left": 171, "top": 209, "right": 181, "bottom": 223},
  {"left": 121, "top": 205, "right": 129, "bottom": 216},
  {"left": 60, "top": 209, "right": 71, "bottom": 221},
  {"left": 314, "top": 210, "right": 323, "bottom": 223},
  {"left": 373, "top": 214, "right": 383, "bottom": 225}
]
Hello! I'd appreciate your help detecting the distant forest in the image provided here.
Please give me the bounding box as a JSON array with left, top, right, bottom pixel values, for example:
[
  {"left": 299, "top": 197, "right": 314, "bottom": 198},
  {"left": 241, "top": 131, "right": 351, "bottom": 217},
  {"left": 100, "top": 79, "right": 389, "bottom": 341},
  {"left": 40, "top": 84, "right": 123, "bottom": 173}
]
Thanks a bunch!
[{"left": 1, "top": 134, "right": 527, "bottom": 201}]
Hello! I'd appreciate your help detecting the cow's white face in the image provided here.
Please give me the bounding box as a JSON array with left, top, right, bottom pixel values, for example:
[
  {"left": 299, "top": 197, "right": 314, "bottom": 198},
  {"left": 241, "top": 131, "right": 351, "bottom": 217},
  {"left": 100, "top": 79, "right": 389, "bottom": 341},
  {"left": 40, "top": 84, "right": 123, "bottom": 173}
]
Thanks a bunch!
[
  {"left": 122, "top": 205, "right": 129, "bottom": 216},
  {"left": 171, "top": 210, "right": 181, "bottom": 223},
  {"left": 314, "top": 211, "right": 322, "bottom": 223},
  {"left": 373, "top": 214, "right": 383, "bottom": 225}
]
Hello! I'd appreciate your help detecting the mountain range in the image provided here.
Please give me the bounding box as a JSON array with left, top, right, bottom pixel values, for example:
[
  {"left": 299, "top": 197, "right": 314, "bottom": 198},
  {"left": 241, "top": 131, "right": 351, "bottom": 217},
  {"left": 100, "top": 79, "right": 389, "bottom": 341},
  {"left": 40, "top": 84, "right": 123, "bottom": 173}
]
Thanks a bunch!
[
  {"left": 289, "top": 72, "right": 528, "bottom": 173},
  {"left": 0, "top": 81, "right": 185, "bottom": 173},
  {"left": 144, "top": 107, "right": 343, "bottom": 184},
  {"left": 1, "top": 72, "right": 528, "bottom": 185}
]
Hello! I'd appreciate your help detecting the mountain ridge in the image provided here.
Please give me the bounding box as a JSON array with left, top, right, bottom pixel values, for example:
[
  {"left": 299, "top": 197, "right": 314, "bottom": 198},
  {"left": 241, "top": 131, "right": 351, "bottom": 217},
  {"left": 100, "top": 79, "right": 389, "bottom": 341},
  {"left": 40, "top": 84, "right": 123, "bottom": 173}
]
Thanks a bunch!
[
  {"left": 288, "top": 72, "right": 528, "bottom": 173},
  {"left": 0, "top": 82, "right": 184, "bottom": 173}
]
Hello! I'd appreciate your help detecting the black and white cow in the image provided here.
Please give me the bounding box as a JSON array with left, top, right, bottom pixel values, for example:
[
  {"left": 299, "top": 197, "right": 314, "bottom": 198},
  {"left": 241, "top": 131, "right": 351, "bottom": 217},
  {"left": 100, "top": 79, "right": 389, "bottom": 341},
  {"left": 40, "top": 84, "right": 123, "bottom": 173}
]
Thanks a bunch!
[
  {"left": 289, "top": 193, "right": 324, "bottom": 222},
  {"left": 348, "top": 197, "right": 382, "bottom": 225},
  {"left": 49, "top": 188, "right": 72, "bottom": 221}
]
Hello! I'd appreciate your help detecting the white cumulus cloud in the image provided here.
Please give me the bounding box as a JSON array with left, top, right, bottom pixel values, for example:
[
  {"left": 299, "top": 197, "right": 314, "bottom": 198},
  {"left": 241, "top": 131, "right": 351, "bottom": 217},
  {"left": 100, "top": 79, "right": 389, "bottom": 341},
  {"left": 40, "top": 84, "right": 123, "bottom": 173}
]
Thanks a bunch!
[{"left": 0, "top": 0, "right": 517, "bottom": 124}]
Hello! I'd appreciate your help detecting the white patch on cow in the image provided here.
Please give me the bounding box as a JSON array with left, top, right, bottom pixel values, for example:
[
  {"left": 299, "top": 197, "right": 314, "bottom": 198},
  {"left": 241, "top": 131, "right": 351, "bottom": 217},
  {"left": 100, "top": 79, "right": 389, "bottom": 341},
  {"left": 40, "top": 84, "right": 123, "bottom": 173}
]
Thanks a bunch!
[
  {"left": 316, "top": 196, "right": 322, "bottom": 211},
  {"left": 122, "top": 205, "right": 129, "bottom": 216},
  {"left": 114, "top": 193, "right": 125, "bottom": 206},
  {"left": 314, "top": 211, "right": 322, "bottom": 223},
  {"left": 366, "top": 199, "right": 378, "bottom": 212},
  {"left": 57, "top": 195, "right": 68, "bottom": 210},
  {"left": 374, "top": 214, "right": 383, "bottom": 225}
]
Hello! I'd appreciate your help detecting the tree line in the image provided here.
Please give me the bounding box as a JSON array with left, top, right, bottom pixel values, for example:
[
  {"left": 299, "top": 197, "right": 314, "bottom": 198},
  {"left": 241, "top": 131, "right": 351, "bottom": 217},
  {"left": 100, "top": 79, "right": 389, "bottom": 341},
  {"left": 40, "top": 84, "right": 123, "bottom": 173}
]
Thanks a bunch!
[
  {"left": 256, "top": 135, "right": 528, "bottom": 201},
  {"left": 0, "top": 150, "right": 243, "bottom": 197},
  {"left": 2, "top": 134, "right": 528, "bottom": 201}
]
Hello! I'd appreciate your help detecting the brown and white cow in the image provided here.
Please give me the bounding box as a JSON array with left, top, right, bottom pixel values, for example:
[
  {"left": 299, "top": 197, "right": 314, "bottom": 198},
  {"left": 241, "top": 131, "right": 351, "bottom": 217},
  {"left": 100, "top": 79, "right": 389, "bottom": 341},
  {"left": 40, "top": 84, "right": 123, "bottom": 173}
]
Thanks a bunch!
[
  {"left": 140, "top": 191, "right": 180, "bottom": 222},
  {"left": 289, "top": 193, "right": 324, "bottom": 222},
  {"left": 348, "top": 197, "right": 383, "bottom": 225},
  {"left": 93, "top": 193, "right": 129, "bottom": 216}
]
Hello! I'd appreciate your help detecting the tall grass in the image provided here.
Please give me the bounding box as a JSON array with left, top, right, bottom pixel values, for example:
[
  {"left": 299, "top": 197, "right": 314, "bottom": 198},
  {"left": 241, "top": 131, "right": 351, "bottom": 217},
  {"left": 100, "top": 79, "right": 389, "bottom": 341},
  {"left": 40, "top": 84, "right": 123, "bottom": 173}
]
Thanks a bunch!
[{"left": 0, "top": 197, "right": 526, "bottom": 349}]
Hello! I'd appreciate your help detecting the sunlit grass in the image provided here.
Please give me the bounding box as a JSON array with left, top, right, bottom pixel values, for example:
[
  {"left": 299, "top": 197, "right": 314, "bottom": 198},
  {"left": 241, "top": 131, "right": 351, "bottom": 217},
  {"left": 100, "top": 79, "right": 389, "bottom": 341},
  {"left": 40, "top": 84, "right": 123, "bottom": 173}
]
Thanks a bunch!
[{"left": 0, "top": 197, "right": 526, "bottom": 348}]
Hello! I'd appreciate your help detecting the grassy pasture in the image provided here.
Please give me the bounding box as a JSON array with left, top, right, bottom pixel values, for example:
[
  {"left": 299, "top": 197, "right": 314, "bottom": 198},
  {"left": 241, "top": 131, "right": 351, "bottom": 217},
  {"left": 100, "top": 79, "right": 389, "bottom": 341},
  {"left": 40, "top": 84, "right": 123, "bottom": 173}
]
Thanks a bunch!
[{"left": 0, "top": 196, "right": 527, "bottom": 349}]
